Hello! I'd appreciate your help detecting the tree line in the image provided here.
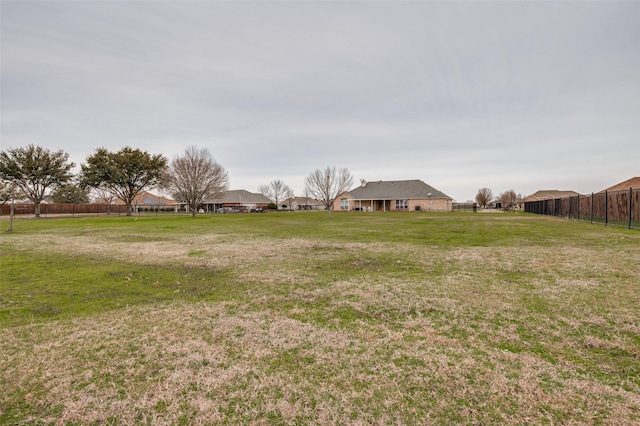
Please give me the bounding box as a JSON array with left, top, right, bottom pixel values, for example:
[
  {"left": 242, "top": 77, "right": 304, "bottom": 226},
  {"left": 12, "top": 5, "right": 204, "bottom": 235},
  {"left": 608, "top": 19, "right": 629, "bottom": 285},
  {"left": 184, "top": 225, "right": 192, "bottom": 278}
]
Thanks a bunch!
[
  {"left": 475, "top": 187, "right": 523, "bottom": 211},
  {"left": 0, "top": 144, "right": 353, "bottom": 219}
]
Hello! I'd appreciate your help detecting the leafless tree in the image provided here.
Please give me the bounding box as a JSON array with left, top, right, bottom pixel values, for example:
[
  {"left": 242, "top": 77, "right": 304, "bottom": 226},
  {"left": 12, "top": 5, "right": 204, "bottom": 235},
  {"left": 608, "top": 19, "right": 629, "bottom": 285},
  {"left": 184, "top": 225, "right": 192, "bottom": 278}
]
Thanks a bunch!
[
  {"left": 475, "top": 187, "right": 493, "bottom": 208},
  {"left": 163, "top": 146, "right": 229, "bottom": 218},
  {"left": 304, "top": 166, "right": 353, "bottom": 217},
  {"left": 498, "top": 189, "right": 519, "bottom": 211},
  {"left": 92, "top": 185, "right": 117, "bottom": 214},
  {"left": 302, "top": 188, "right": 312, "bottom": 210},
  {"left": 283, "top": 186, "right": 295, "bottom": 211},
  {"left": 258, "top": 179, "right": 293, "bottom": 210}
]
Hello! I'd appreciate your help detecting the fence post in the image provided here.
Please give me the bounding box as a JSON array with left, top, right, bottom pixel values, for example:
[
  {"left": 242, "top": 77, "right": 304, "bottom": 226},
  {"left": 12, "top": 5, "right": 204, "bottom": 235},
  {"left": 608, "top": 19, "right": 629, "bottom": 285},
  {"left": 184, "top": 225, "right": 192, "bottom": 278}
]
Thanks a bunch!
[
  {"left": 629, "top": 188, "right": 633, "bottom": 230},
  {"left": 590, "top": 193, "right": 594, "bottom": 223},
  {"left": 7, "top": 202, "right": 15, "bottom": 232},
  {"left": 570, "top": 196, "right": 573, "bottom": 219},
  {"left": 577, "top": 194, "right": 580, "bottom": 221},
  {"left": 605, "top": 190, "right": 608, "bottom": 226}
]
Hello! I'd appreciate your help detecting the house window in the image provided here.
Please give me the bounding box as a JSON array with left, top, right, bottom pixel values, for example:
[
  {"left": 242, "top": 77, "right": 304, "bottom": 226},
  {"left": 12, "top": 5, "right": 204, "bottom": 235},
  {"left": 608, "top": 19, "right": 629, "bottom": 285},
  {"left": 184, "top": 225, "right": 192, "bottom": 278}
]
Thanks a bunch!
[
  {"left": 340, "top": 198, "right": 349, "bottom": 210},
  {"left": 396, "top": 199, "right": 408, "bottom": 210}
]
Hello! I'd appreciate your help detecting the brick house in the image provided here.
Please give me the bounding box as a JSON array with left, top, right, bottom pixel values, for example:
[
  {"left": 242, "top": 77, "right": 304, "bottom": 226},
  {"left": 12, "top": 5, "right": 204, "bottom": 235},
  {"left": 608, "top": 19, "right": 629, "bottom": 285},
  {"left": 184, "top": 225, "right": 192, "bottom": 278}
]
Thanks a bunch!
[
  {"left": 332, "top": 179, "right": 453, "bottom": 212},
  {"left": 200, "top": 190, "right": 272, "bottom": 213},
  {"left": 598, "top": 177, "right": 640, "bottom": 193},
  {"left": 523, "top": 190, "right": 581, "bottom": 203},
  {"left": 103, "top": 191, "right": 179, "bottom": 211},
  {"left": 282, "top": 196, "right": 325, "bottom": 211}
]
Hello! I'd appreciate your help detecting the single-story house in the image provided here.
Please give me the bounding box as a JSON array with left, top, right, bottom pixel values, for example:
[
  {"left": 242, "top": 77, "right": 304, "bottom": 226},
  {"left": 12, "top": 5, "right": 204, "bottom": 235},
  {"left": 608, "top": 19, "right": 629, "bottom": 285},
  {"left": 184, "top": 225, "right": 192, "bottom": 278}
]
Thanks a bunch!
[
  {"left": 282, "top": 196, "right": 325, "bottom": 211},
  {"left": 523, "top": 190, "right": 581, "bottom": 204},
  {"left": 598, "top": 177, "right": 640, "bottom": 193},
  {"left": 200, "top": 190, "right": 272, "bottom": 213},
  {"left": 332, "top": 179, "right": 453, "bottom": 212},
  {"left": 103, "top": 191, "right": 179, "bottom": 211}
]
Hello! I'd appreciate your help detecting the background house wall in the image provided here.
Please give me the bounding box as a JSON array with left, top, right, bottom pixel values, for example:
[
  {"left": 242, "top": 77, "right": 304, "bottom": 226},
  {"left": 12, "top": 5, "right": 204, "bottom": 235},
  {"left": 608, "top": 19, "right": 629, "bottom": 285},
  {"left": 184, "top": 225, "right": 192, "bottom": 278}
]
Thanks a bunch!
[{"left": 333, "top": 196, "right": 451, "bottom": 212}]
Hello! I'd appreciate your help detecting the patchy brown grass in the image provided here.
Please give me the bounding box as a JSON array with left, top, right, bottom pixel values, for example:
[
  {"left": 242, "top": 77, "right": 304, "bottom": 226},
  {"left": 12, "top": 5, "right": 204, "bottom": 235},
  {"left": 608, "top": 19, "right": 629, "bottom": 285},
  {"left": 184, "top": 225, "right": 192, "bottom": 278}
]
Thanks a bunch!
[
  {"left": 3, "top": 297, "right": 639, "bottom": 425},
  {"left": 2, "top": 214, "right": 639, "bottom": 424}
]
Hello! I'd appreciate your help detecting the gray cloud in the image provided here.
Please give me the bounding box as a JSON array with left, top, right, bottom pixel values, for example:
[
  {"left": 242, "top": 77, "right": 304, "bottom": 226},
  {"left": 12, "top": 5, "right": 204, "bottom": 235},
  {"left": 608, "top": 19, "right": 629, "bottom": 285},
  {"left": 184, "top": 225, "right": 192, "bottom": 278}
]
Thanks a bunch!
[{"left": 2, "top": 1, "right": 639, "bottom": 201}]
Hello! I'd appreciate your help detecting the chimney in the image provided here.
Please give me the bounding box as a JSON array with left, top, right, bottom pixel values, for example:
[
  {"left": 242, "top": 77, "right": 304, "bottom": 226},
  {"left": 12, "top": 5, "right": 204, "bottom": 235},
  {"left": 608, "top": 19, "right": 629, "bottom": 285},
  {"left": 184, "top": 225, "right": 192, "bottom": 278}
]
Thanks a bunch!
[{"left": 360, "top": 179, "right": 367, "bottom": 187}]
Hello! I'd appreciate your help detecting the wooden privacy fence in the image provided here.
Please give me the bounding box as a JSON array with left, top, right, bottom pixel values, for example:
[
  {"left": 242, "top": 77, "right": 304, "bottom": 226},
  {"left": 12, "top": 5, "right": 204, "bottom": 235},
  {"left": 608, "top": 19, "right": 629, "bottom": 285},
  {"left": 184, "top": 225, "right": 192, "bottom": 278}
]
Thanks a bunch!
[
  {"left": 524, "top": 188, "right": 639, "bottom": 229},
  {"left": 0, "top": 203, "right": 179, "bottom": 217}
]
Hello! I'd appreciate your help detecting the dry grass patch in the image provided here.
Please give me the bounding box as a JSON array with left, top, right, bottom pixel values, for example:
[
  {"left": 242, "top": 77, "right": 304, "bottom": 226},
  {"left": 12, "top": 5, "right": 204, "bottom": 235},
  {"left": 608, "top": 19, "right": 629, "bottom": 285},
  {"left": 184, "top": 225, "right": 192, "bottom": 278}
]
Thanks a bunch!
[
  {"left": 3, "top": 299, "right": 639, "bottom": 425},
  {"left": 2, "top": 214, "right": 639, "bottom": 424}
]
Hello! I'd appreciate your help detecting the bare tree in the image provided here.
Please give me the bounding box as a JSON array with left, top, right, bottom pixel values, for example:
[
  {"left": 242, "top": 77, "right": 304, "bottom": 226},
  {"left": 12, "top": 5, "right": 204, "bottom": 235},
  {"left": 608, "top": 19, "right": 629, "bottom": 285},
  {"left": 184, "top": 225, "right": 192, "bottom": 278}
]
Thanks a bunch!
[
  {"left": 92, "top": 185, "right": 117, "bottom": 214},
  {"left": 304, "top": 166, "right": 353, "bottom": 217},
  {"left": 259, "top": 179, "right": 293, "bottom": 210},
  {"left": 302, "top": 188, "right": 311, "bottom": 210},
  {"left": 163, "top": 146, "right": 229, "bottom": 218},
  {"left": 498, "top": 189, "right": 519, "bottom": 211},
  {"left": 475, "top": 187, "right": 493, "bottom": 208},
  {"left": 283, "top": 186, "right": 295, "bottom": 211}
]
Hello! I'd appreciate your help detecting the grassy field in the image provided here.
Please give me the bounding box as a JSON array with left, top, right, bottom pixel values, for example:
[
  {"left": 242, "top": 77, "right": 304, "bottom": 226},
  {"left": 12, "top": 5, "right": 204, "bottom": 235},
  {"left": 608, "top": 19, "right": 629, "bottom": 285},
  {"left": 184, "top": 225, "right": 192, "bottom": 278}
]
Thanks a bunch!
[{"left": 1, "top": 211, "right": 639, "bottom": 425}]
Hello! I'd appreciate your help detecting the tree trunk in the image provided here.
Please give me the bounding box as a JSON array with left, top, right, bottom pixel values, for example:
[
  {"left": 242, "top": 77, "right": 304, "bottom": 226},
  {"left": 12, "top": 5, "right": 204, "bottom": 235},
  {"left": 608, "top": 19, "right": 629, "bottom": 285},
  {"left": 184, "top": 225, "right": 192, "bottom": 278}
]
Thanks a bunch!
[
  {"left": 126, "top": 203, "right": 133, "bottom": 216},
  {"left": 7, "top": 204, "right": 15, "bottom": 232},
  {"left": 35, "top": 202, "right": 41, "bottom": 218}
]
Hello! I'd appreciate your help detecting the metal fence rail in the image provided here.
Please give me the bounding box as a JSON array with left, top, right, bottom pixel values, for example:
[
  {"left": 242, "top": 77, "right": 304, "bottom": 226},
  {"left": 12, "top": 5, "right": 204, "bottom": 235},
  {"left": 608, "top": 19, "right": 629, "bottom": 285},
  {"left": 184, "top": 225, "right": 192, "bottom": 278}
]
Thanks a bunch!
[
  {"left": 524, "top": 188, "right": 639, "bottom": 229},
  {"left": 452, "top": 202, "right": 477, "bottom": 212}
]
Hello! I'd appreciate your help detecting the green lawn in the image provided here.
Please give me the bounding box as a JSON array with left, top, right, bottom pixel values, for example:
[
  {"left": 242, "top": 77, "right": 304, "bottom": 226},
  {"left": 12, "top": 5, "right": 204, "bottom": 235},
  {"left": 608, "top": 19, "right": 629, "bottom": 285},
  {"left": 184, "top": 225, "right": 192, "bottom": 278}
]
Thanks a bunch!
[{"left": 1, "top": 212, "right": 639, "bottom": 424}]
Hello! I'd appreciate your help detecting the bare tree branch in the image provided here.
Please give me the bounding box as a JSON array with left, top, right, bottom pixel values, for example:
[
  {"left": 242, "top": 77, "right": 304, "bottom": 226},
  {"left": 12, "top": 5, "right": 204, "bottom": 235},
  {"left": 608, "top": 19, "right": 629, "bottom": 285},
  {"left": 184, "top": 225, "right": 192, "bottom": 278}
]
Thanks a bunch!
[
  {"left": 163, "top": 146, "right": 229, "bottom": 217},
  {"left": 259, "top": 179, "right": 293, "bottom": 209},
  {"left": 475, "top": 187, "right": 493, "bottom": 208},
  {"left": 304, "top": 166, "right": 353, "bottom": 217}
]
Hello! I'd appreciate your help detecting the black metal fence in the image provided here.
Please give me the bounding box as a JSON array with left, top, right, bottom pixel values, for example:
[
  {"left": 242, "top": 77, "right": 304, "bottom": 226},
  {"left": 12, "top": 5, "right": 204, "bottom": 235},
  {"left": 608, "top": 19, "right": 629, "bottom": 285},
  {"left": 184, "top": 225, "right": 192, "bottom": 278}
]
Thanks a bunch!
[
  {"left": 452, "top": 202, "right": 477, "bottom": 212},
  {"left": 524, "top": 188, "right": 639, "bottom": 229}
]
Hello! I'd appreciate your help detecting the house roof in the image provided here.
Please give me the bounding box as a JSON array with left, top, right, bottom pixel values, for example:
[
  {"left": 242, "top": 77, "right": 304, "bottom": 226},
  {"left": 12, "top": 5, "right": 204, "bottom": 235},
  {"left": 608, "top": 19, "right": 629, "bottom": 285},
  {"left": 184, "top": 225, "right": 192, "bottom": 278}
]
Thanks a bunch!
[
  {"left": 134, "top": 191, "right": 176, "bottom": 205},
  {"left": 110, "top": 191, "right": 176, "bottom": 205},
  {"left": 346, "top": 180, "right": 452, "bottom": 200},
  {"left": 285, "top": 196, "right": 324, "bottom": 206},
  {"left": 524, "top": 190, "right": 581, "bottom": 201},
  {"left": 599, "top": 177, "right": 640, "bottom": 193},
  {"left": 206, "top": 190, "right": 271, "bottom": 204}
]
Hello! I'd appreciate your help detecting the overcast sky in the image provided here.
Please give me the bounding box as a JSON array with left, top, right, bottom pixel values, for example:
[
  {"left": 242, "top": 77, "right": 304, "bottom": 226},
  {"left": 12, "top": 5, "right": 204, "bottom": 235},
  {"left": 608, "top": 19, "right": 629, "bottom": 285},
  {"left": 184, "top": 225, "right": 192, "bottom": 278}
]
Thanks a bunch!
[{"left": 2, "top": 1, "right": 639, "bottom": 202}]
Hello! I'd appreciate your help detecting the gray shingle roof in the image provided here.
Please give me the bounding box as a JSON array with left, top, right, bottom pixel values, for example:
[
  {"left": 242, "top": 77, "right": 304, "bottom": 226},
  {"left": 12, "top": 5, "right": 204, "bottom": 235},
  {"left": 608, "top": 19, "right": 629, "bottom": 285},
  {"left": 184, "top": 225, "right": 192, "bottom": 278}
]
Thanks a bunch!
[
  {"left": 285, "top": 197, "right": 324, "bottom": 206},
  {"left": 346, "top": 180, "right": 452, "bottom": 200},
  {"left": 206, "top": 190, "right": 272, "bottom": 204}
]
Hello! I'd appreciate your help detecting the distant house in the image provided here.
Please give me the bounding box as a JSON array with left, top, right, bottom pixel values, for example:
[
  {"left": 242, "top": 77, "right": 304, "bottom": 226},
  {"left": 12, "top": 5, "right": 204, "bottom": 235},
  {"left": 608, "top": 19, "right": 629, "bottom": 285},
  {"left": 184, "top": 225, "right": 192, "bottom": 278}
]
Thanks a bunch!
[
  {"left": 332, "top": 179, "right": 453, "bottom": 212},
  {"left": 523, "top": 190, "right": 581, "bottom": 203},
  {"left": 598, "top": 177, "right": 640, "bottom": 193},
  {"left": 131, "top": 191, "right": 177, "bottom": 208},
  {"left": 103, "top": 191, "right": 178, "bottom": 211},
  {"left": 200, "top": 190, "right": 272, "bottom": 213},
  {"left": 282, "top": 196, "right": 325, "bottom": 211}
]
